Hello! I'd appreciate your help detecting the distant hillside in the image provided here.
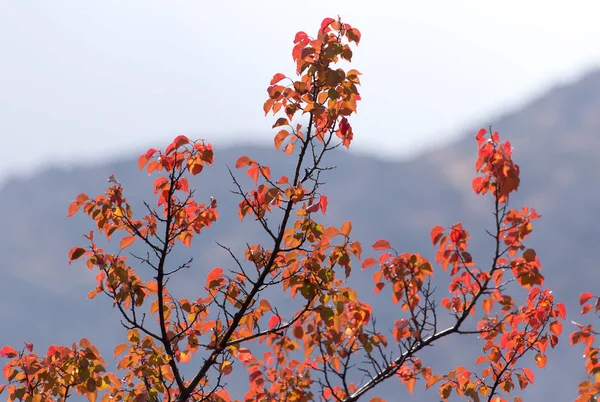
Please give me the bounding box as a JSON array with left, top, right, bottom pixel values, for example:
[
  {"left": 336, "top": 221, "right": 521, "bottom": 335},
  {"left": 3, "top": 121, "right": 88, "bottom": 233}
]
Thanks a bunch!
[{"left": 2, "top": 68, "right": 600, "bottom": 400}]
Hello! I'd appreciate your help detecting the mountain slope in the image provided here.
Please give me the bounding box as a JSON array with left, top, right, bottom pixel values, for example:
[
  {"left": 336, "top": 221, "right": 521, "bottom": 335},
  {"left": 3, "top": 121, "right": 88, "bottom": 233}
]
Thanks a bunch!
[{"left": 1, "top": 69, "right": 600, "bottom": 400}]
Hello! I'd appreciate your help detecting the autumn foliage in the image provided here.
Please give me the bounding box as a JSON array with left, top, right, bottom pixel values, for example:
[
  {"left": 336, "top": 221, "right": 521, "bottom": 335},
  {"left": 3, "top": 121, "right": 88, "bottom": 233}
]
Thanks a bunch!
[{"left": 2, "top": 15, "right": 593, "bottom": 402}]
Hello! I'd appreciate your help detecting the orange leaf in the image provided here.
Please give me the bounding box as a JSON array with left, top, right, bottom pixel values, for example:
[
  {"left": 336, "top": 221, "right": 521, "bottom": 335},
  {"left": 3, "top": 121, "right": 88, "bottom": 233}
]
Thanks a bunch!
[
  {"left": 426, "top": 374, "right": 442, "bottom": 390},
  {"left": 284, "top": 143, "right": 294, "bottom": 154},
  {"left": 236, "top": 156, "right": 252, "bottom": 168},
  {"left": 220, "top": 361, "right": 233, "bottom": 375},
  {"left": 430, "top": 225, "right": 444, "bottom": 245},
  {"left": 146, "top": 281, "right": 158, "bottom": 294},
  {"left": 138, "top": 148, "right": 156, "bottom": 170},
  {"left": 346, "top": 27, "right": 361, "bottom": 44},
  {"left": 68, "top": 193, "right": 89, "bottom": 217},
  {"left": 274, "top": 130, "right": 289, "bottom": 150},
  {"left": 68, "top": 247, "right": 86, "bottom": 263},
  {"left": 179, "top": 350, "right": 191, "bottom": 363},
  {"left": 341, "top": 221, "right": 352, "bottom": 237},
  {"left": 482, "top": 298, "right": 493, "bottom": 314},
  {"left": 260, "top": 165, "right": 271, "bottom": 181},
  {"left": 405, "top": 377, "right": 416, "bottom": 394},
  {"left": 372, "top": 239, "right": 391, "bottom": 250},
  {"left": 237, "top": 348, "right": 252, "bottom": 363},
  {"left": 534, "top": 353, "right": 547, "bottom": 368},
  {"left": 206, "top": 268, "right": 224, "bottom": 289},
  {"left": 120, "top": 236, "right": 137, "bottom": 249},
  {"left": 475, "top": 355, "right": 487, "bottom": 365},
  {"left": 549, "top": 320, "right": 562, "bottom": 336},
  {"left": 362, "top": 258, "right": 377, "bottom": 270},
  {"left": 323, "top": 226, "right": 340, "bottom": 239},
  {"left": 114, "top": 344, "right": 128, "bottom": 359},
  {"left": 272, "top": 117, "right": 288, "bottom": 128}
]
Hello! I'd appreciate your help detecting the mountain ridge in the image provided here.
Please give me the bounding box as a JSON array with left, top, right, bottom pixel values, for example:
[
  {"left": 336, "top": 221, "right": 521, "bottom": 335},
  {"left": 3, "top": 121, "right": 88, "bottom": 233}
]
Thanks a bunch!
[{"left": 2, "top": 67, "right": 600, "bottom": 400}]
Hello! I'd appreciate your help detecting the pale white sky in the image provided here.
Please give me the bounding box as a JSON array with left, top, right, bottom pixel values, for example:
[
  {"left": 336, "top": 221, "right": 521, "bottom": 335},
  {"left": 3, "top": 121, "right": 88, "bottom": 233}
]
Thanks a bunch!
[{"left": 1, "top": 1, "right": 599, "bottom": 184}]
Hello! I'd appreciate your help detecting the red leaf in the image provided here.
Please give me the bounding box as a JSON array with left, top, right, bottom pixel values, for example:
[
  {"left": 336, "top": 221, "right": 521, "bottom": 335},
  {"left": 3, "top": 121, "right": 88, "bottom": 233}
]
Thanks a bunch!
[
  {"left": 319, "top": 195, "right": 328, "bottom": 214},
  {"left": 476, "top": 128, "right": 487, "bottom": 142},
  {"left": 120, "top": 236, "right": 137, "bottom": 249},
  {"left": 450, "top": 227, "right": 463, "bottom": 243},
  {"left": 306, "top": 201, "right": 320, "bottom": 213},
  {"left": 268, "top": 315, "right": 281, "bottom": 330},
  {"left": 320, "top": 17, "right": 335, "bottom": 31},
  {"left": 166, "top": 135, "right": 190, "bottom": 155},
  {"left": 270, "top": 73, "right": 286, "bottom": 85},
  {"left": 236, "top": 156, "right": 252, "bottom": 168},
  {"left": 372, "top": 239, "right": 391, "bottom": 250},
  {"left": 580, "top": 292, "right": 594, "bottom": 306},
  {"left": 294, "top": 31, "right": 308, "bottom": 44},
  {"left": 173, "top": 135, "right": 190, "bottom": 149},
  {"left": 23, "top": 341, "right": 33, "bottom": 352},
  {"left": 145, "top": 148, "right": 157, "bottom": 159},
  {"left": 0, "top": 346, "right": 17, "bottom": 358},
  {"left": 522, "top": 367, "right": 535, "bottom": 384},
  {"left": 47, "top": 345, "right": 60, "bottom": 356}
]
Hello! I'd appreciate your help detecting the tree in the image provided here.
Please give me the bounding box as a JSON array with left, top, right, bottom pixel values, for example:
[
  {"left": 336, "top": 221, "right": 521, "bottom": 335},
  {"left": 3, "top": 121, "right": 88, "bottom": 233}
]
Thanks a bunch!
[
  {"left": 571, "top": 293, "right": 600, "bottom": 401},
  {"left": 0, "top": 17, "right": 566, "bottom": 402}
]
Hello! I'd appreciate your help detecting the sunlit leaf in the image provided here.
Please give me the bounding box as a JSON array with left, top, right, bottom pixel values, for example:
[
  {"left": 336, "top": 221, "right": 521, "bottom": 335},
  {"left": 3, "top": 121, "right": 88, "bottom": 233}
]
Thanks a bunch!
[
  {"left": 372, "top": 239, "right": 391, "bottom": 250},
  {"left": 68, "top": 247, "right": 86, "bottom": 263},
  {"left": 120, "top": 236, "right": 137, "bottom": 249}
]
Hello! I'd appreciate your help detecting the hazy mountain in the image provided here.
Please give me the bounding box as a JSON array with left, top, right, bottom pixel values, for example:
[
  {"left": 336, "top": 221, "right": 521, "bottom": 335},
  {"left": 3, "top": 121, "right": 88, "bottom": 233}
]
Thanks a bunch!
[{"left": 1, "top": 68, "right": 600, "bottom": 401}]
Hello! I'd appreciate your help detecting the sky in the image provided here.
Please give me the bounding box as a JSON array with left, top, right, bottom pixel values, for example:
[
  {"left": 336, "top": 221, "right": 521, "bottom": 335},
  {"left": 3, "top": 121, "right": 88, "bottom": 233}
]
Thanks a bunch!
[{"left": 1, "top": 1, "right": 600, "bottom": 184}]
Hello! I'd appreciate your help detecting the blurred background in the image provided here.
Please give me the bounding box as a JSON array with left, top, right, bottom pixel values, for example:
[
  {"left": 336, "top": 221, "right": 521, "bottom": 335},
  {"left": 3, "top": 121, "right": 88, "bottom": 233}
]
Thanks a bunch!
[
  {"left": 1, "top": 1, "right": 600, "bottom": 401},
  {"left": 2, "top": 1, "right": 600, "bottom": 181}
]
